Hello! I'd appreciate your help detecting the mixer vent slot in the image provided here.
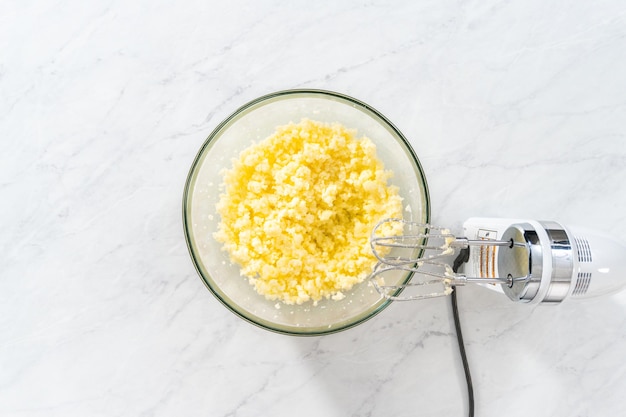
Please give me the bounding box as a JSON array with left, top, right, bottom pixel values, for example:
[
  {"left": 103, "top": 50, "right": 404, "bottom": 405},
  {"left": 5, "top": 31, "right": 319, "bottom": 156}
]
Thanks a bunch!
[
  {"left": 572, "top": 272, "right": 592, "bottom": 296},
  {"left": 575, "top": 236, "right": 592, "bottom": 263}
]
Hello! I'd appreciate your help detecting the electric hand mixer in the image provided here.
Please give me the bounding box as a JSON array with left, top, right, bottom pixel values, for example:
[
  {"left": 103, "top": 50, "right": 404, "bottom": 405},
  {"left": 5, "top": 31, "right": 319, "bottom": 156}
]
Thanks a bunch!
[{"left": 369, "top": 217, "right": 626, "bottom": 303}]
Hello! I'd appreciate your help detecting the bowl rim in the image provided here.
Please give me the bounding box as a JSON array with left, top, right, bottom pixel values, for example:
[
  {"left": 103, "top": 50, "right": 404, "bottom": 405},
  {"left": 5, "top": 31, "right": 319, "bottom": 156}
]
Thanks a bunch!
[{"left": 182, "top": 88, "right": 431, "bottom": 336}]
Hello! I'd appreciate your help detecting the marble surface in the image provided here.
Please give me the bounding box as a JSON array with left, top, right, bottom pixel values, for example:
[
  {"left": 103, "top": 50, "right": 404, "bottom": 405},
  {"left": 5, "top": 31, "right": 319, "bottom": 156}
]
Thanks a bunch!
[{"left": 2, "top": 1, "right": 626, "bottom": 416}]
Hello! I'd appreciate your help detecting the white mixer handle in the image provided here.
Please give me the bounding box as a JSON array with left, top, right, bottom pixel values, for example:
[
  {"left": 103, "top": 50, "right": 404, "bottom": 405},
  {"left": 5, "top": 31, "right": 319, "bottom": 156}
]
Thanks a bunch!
[{"left": 565, "top": 225, "right": 626, "bottom": 299}]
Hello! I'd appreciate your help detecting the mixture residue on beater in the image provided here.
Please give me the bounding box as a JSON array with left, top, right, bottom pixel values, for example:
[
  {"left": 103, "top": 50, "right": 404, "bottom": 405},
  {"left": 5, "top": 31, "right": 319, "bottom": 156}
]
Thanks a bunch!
[{"left": 214, "top": 119, "right": 403, "bottom": 305}]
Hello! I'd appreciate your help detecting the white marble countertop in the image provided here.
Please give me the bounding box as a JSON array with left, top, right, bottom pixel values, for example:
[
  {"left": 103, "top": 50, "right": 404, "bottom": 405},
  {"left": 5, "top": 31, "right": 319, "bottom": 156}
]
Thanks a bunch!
[{"left": 2, "top": 1, "right": 626, "bottom": 416}]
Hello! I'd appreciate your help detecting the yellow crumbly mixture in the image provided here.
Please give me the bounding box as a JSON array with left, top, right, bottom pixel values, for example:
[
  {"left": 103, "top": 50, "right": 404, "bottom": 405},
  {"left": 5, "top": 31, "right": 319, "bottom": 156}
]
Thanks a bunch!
[{"left": 214, "top": 119, "right": 403, "bottom": 304}]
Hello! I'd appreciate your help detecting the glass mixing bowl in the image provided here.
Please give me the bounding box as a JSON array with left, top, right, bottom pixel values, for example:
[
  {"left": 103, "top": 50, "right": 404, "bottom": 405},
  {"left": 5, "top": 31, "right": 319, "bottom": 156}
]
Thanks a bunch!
[{"left": 183, "top": 89, "right": 430, "bottom": 335}]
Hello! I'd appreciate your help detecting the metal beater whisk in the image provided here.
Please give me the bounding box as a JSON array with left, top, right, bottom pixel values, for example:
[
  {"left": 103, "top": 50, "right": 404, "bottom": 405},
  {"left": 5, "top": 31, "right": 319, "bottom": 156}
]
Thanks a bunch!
[{"left": 369, "top": 218, "right": 520, "bottom": 300}]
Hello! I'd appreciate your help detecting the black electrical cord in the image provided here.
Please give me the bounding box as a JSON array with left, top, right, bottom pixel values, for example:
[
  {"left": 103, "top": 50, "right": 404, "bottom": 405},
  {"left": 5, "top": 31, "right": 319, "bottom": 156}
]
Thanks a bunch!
[
  {"left": 451, "top": 248, "right": 474, "bottom": 417},
  {"left": 451, "top": 286, "right": 474, "bottom": 417}
]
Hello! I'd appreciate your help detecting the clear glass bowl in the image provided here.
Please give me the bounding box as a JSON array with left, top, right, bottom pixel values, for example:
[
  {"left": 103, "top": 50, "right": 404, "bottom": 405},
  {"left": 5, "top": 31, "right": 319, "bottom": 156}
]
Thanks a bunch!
[{"left": 183, "top": 89, "right": 430, "bottom": 335}]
